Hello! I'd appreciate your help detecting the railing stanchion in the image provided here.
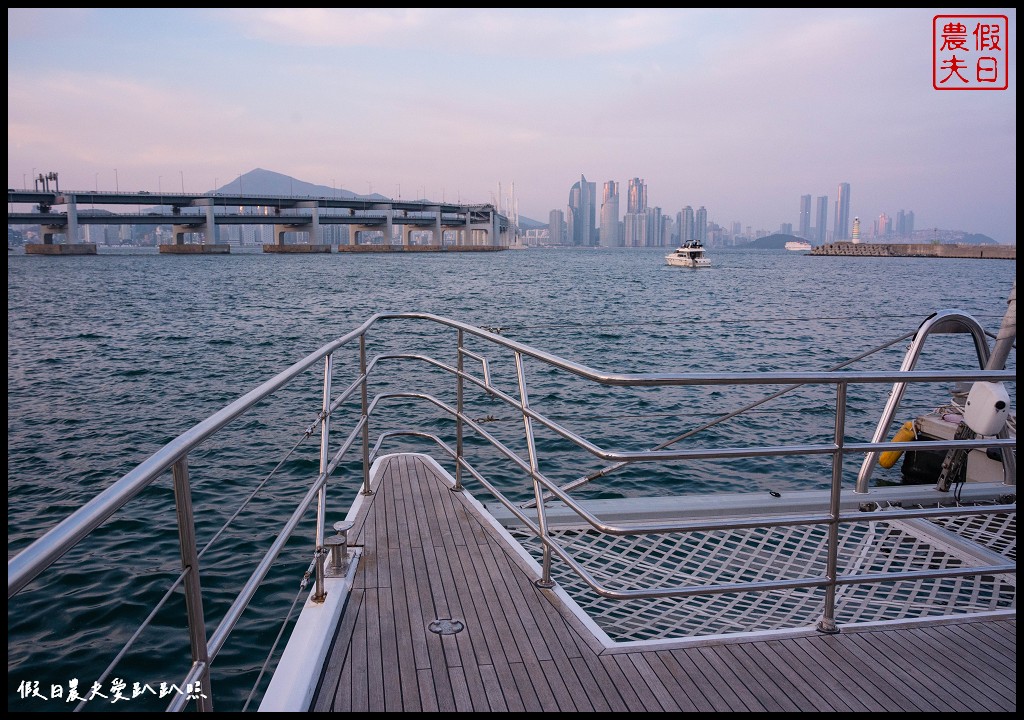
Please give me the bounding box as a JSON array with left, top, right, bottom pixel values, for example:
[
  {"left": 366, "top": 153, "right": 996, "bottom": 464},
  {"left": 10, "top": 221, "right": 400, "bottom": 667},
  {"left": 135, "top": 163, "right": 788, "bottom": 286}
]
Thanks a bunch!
[
  {"left": 360, "top": 334, "right": 372, "bottom": 496},
  {"left": 454, "top": 329, "right": 464, "bottom": 491},
  {"left": 514, "top": 351, "right": 555, "bottom": 588},
  {"left": 171, "top": 456, "right": 214, "bottom": 710},
  {"left": 818, "top": 381, "right": 847, "bottom": 635},
  {"left": 313, "top": 352, "right": 333, "bottom": 603}
]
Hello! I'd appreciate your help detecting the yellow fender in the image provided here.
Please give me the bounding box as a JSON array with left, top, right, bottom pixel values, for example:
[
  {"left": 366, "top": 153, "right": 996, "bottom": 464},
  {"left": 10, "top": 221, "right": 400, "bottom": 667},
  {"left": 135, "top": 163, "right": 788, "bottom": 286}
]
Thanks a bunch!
[{"left": 879, "top": 420, "right": 917, "bottom": 469}]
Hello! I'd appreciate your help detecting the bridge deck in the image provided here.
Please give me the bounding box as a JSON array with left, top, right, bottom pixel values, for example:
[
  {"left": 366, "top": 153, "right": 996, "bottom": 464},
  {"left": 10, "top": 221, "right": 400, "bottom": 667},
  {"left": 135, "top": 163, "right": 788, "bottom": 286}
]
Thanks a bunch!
[{"left": 311, "top": 453, "right": 1016, "bottom": 712}]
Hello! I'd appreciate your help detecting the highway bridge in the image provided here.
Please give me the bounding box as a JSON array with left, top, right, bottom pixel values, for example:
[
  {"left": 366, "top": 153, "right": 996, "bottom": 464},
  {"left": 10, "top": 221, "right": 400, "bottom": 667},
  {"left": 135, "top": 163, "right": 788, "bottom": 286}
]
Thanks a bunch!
[{"left": 7, "top": 189, "right": 513, "bottom": 254}]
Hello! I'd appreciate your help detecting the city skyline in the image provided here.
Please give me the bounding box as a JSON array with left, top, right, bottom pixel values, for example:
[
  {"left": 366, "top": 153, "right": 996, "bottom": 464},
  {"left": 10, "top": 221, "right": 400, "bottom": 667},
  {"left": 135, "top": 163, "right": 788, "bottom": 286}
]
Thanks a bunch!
[
  {"left": 564, "top": 175, "right": 921, "bottom": 246},
  {"left": 7, "top": 8, "right": 1017, "bottom": 244}
]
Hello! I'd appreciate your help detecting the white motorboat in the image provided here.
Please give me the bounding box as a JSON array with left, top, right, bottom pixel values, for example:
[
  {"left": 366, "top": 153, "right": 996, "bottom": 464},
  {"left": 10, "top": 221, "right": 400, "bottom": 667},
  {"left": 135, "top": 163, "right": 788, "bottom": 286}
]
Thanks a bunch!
[
  {"left": 785, "top": 239, "right": 813, "bottom": 251},
  {"left": 665, "top": 240, "right": 711, "bottom": 267}
]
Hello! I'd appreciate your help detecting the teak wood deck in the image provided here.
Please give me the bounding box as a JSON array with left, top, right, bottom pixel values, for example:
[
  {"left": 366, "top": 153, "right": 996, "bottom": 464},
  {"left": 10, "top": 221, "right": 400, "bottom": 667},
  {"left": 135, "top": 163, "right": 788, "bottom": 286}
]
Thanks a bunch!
[{"left": 311, "top": 454, "right": 1016, "bottom": 712}]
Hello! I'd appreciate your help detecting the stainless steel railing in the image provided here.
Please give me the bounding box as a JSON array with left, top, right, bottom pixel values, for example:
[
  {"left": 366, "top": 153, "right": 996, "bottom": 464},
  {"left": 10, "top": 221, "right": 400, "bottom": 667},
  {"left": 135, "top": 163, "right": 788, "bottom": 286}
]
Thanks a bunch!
[{"left": 7, "top": 310, "right": 1016, "bottom": 710}]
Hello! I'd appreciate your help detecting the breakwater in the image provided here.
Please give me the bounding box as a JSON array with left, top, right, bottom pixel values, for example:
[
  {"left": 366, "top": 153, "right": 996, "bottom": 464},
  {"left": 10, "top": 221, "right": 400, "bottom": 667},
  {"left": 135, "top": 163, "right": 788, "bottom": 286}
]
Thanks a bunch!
[
  {"left": 335, "top": 244, "right": 507, "bottom": 253},
  {"left": 809, "top": 243, "right": 1014, "bottom": 259}
]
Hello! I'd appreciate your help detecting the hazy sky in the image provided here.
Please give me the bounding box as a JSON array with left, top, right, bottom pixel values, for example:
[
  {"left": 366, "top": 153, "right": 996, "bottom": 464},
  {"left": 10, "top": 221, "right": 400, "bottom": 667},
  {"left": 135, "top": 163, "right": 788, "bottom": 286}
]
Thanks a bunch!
[{"left": 7, "top": 8, "right": 1017, "bottom": 243}]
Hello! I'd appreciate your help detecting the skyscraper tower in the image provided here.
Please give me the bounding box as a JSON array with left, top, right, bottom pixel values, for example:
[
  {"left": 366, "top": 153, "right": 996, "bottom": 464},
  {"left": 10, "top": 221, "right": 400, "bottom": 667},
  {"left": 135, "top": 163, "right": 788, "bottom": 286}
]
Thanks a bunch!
[
  {"left": 799, "top": 194, "right": 811, "bottom": 239},
  {"left": 834, "top": 182, "right": 851, "bottom": 241},
  {"left": 626, "top": 177, "right": 647, "bottom": 214},
  {"left": 624, "top": 178, "right": 648, "bottom": 247},
  {"left": 695, "top": 206, "right": 708, "bottom": 243},
  {"left": 567, "top": 175, "right": 597, "bottom": 246},
  {"left": 548, "top": 209, "right": 565, "bottom": 245},
  {"left": 815, "top": 195, "right": 828, "bottom": 245},
  {"left": 680, "top": 206, "right": 695, "bottom": 243},
  {"left": 600, "top": 181, "right": 620, "bottom": 247}
]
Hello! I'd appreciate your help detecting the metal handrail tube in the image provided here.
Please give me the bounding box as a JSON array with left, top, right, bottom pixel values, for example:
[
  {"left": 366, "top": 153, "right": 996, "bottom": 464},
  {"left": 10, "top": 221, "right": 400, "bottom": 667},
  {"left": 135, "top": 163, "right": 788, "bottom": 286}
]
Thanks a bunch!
[
  {"left": 371, "top": 312, "right": 1009, "bottom": 387},
  {"left": 393, "top": 406, "right": 1013, "bottom": 561},
  {"left": 856, "top": 310, "right": 995, "bottom": 492},
  {"left": 514, "top": 351, "right": 553, "bottom": 585},
  {"left": 359, "top": 335, "right": 371, "bottom": 495},
  {"left": 165, "top": 661, "right": 209, "bottom": 712},
  {"left": 326, "top": 370, "right": 366, "bottom": 416},
  {"left": 370, "top": 432, "right": 458, "bottom": 463},
  {"left": 8, "top": 316, "right": 381, "bottom": 598},
  {"left": 206, "top": 467, "right": 329, "bottom": 660},
  {"left": 528, "top": 328, "right": 920, "bottom": 506},
  {"left": 360, "top": 390, "right": 1015, "bottom": 538},
  {"left": 172, "top": 456, "right": 213, "bottom": 710},
  {"left": 364, "top": 392, "right": 536, "bottom": 479},
  {"left": 456, "top": 329, "right": 466, "bottom": 491},
  {"left": 313, "top": 354, "right": 334, "bottom": 603},
  {"left": 366, "top": 349, "right": 1013, "bottom": 465},
  {"left": 834, "top": 563, "right": 1016, "bottom": 587},
  {"left": 370, "top": 385, "right": 1010, "bottom": 465},
  {"left": 75, "top": 564, "right": 193, "bottom": 712},
  {"left": 325, "top": 416, "right": 369, "bottom": 477},
  {"left": 820, "top": 383, "right": 848, "bottom": 632},
  {"left": 458, "top": 345, "right": 492, "bottom": 388},
  {"left": 368, "top": 343, "right": 1011, "bottom": 390}
]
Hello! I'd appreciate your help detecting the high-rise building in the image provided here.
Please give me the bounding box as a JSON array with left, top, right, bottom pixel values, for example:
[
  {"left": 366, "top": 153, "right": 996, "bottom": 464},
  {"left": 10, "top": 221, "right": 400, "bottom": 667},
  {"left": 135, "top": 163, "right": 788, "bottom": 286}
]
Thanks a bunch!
[
  {"left": 799, "top": 194, "right": 811, "bottom": 239},
  {"left": 815, "top": 196, "right": 828, "bottom": 245},
  {"left": 567, "top": 175, "right": 596, "bottom": 246},
  {"left": 878, "top": 212, "right": 891, "bottom": 238},
  {"left": 624, "top": 178, "right": 648, "bottom": 247},
  {"left": 695, "top": 206, "right": 708, "bottom": 243},
  {"left": 834, "top": 182, "right": 851, "bottom": 241},
  {"left": 647, "top": 206, "right": 663, "bottom": 247},
  {"left": 599, "top": 181, "right": 620, "bottom": 247},
  {"left": 626, "top": 177, "right": 647, "bottom": 214},
  {"left": 680, "top": 206, "right": 695, "bottom": 243},
  {"left": 548, "top": 209, "right": 565, "bottom": 245},
  {"left": 896, "top": 209, "right": 915, "bottom": 239}
]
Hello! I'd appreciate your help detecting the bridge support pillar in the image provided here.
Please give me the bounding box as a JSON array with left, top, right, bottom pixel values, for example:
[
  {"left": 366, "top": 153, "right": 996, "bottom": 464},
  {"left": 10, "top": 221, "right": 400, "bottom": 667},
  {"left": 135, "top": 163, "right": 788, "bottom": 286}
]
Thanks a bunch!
[
  {"left": 171, "top": 224, "right": 205, "bottom": 245},
  {"left": 203, "top": 204, "right": 220, "bottom": 245},
  {"left": 349, "top": 224, "right": 383, "bottom": 246},
  {"left": 434, "top": 210, "right": 444, "bottom": 246},
  {"left": 65, "top": 195, "right": 80, "bottom": 244}
]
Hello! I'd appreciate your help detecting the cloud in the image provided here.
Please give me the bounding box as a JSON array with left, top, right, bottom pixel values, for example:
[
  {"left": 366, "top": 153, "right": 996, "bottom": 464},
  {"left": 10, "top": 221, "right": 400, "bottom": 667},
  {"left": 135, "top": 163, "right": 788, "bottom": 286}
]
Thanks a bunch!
[{"left": 216, "top": 8, "right": 684, "bottom": 56}]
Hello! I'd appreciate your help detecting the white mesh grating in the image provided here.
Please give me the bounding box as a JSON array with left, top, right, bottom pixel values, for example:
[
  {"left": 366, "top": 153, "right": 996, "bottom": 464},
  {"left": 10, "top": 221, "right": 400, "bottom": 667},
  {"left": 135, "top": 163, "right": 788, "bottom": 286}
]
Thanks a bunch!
[{"left": 510, "top": 509, "right": 1015, "bottom": 642}]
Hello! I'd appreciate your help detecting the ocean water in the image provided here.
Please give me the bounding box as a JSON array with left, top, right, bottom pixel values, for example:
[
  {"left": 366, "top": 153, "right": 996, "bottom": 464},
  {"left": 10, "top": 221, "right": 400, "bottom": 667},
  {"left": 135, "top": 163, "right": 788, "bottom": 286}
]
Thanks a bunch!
[{"left": 7, "top": 245, "right": 1016, "bottom": 711}]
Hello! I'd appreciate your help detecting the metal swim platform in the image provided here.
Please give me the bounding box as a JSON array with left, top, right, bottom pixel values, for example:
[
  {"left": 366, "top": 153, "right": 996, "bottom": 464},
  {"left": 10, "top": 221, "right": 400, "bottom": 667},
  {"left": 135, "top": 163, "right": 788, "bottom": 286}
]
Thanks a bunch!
[{"left": 305, "top": 454, "right": 1015, "bottom": 712}]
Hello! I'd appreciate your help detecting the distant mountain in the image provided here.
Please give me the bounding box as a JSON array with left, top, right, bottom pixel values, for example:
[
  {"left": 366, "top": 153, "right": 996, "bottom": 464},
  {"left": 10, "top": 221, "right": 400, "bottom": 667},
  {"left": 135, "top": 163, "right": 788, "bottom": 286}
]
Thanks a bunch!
[
  {"left": 212, "top": 168, "right": 389, "bottom": 202},
  {"left": 908, "top": 230, "right": 998, "bottom": 245},
  {"left": 216, "top": 169, "right": 547, "bottom": 225}
]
